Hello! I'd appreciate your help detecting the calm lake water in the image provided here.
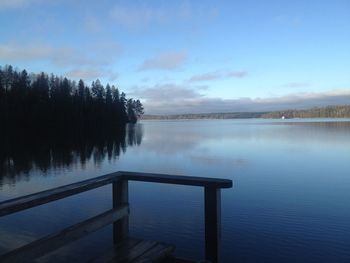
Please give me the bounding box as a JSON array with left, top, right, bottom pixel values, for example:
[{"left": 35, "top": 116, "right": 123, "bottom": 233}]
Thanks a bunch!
[{"left": 1, "top": 119, "right": 350, "bottom": 262}]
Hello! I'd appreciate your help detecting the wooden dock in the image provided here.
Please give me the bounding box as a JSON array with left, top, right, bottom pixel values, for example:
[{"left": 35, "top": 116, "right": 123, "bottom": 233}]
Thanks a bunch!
[{"left": 0, "top": 171, "right": 232, "bottom": 263}]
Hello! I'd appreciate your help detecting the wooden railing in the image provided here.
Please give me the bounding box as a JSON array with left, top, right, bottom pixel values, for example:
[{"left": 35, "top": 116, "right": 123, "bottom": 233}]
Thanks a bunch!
[{"left": 0, "top": 171, "right": 232, "bottom": 263}]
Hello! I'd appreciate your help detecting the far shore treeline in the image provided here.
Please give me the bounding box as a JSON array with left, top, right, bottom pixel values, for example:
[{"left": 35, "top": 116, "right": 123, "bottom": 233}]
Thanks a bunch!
[
  {"left": 0, "top": 65, "right": 144, "bottom": 132},
  {"left": 142, "top": 105, "right": 350, "bottom": 120}
]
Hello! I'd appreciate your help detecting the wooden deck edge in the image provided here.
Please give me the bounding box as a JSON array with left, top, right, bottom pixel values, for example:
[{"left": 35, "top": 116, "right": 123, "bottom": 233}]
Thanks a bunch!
[
  {"left": 0, "top": 205, "right": 129, "bottom": 263},
  {"left": 163, "top": 256, "right": 207, "bottom": 263},
  {"left": 89, "top": 238, "right": 175, "bottom": 263}
]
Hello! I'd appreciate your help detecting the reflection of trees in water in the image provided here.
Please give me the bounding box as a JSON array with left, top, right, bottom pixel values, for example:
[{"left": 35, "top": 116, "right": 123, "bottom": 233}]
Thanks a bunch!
[
  {"left": 0, "top": 124, "right": 143, "bottom": 182},
  {"left": 127, "top": 123, "right": 143, "bottom": 146}
]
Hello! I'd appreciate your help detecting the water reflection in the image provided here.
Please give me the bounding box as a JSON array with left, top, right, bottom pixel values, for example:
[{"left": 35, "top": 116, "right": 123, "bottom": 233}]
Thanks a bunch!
[
  {"left": 1, "top": 119, "right": 350, "bottom": 262},
  {"left": 142, "top": 120, "right": 350, "bottom": 156},
  {"left": 0, "top": 124, "right": 143, "bottom": 184}
]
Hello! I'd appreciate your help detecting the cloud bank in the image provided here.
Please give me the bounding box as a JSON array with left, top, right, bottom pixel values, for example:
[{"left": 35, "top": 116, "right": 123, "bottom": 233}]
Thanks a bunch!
[
  {"left": 0, "top": 44, "right": 52, "bottom": 60},
  {"left": 131, "top": 84, "right": 202, "bottom": 102},
  {"left": 109, "top": 2, "right": 218, "bottom": 30},
  {"left": 283, "top": 82, "right": 310, "bottom": 88},
  {"left": 189, "top": 70, "right": 248, "bottom": 82},
  {"left": 110, "top": 5, "right": 166, "bottom": 29},
  {"left": 139, "top": 51, "right": 187, "bottom": 71},
  {"left": 189, "top": 72, "right": 221, "bottom": 82},
  {"left": 66, "top": 69, "right": 118, "bottom": 81},
  {"left": 0, "top": 0, "right": 40, "bottom": 9},
  {"left": 227, "top": 71, "right": 247, "bottom": 78},
  {"left": 0, "top": 43, "right": 121, "bottom": 81},
  {"left": 131, "top": 85, "right": 350, "bottom": 114}
]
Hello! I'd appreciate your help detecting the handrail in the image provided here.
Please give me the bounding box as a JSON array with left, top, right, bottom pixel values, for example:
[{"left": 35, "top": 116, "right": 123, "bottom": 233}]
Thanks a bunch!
[
  {"left": 0, "top": 171, "right": 233, "bottom": 263},
  {"left": 0, "top": 172, "right": 122, "bottom": 217},
  {"left": 0, "top": 171, "right": 232, "bottom": 217},
  {"left": 120, "top": 171, "right": 232, "bottom": 188}
]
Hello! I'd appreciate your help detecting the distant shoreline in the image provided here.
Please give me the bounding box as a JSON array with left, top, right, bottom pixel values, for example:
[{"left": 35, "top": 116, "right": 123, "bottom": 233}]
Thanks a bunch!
[{"left": 142, "top": 105, "right": 350, "bottom": 120}]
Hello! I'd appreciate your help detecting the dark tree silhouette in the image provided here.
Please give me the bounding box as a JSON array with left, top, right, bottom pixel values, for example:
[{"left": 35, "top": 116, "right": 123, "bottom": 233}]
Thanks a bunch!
[{"left": 0, "top": 65, "right": 144, "bottom": 132}]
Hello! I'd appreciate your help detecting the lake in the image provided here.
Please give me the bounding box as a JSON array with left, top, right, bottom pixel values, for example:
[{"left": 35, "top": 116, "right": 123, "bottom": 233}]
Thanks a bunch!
[{"left": 1, "top": 119, "right": 350, "bottom": 262}]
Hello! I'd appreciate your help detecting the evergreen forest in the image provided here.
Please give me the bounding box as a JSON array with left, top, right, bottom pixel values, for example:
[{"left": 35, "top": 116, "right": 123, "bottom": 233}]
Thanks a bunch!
[{"left": 0, "top": 65, "right": 144, "bottom": 133}]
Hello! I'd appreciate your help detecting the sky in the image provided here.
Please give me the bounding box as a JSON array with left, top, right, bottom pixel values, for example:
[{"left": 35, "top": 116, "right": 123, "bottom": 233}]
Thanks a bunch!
[{"left": 0, "top": 0, "right": 349, "bottom": 114}]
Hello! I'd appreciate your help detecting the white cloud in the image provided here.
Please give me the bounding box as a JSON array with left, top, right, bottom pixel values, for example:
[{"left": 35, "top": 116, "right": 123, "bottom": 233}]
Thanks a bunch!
[
  {"left": 227, "top": 71, "right": 247, "bottom": 78},
  {"left": 283, "top": 82, "right": 310, "bottom": 88},
  {"left": 130, "top": 84, "right": 350, "bottom": 114},
  {"left": 130, "top": 84, "right": 202, "bottom": 102},
  {"left": 0, "top": 43, "right": 121, "bottom": 69},
  {"left": 66, "top": 68, "right": 118, "bottom": 82},
  {"left": 109, "top": 2, "right": 219, "bottom": 30},
  {"left": 189, "top": 72, "right": 221, "bottom": 82},
  {"left": 51, "top": 47, "right": 99, "bottom": 67},
  {"left": 189, "top": 70, "right": 247, "bottom": 82},
  {"left": 0, "top": 44, "right": 52, "bottom": 60},
  {"left": 0, "top": 43, "right": 121, "bottom": 82},
  {"left": 0, "top": 44, "right": 90, "bottom": 66},
  {"left": 138, "top": 51, "right": 187, "bottom": 71},
  {"left": 66, "top": 69, "right": 102, "bottom": 81},
  {"left": 0, "top": 0, "right": 40, "bottom": 9},
  {"left": 110, "top": 5, "right": 166, "bottom": 29}
]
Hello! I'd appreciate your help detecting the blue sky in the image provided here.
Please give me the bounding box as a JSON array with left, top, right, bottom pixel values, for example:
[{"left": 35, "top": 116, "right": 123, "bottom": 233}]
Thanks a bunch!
[{"left": 0, "top": 0, "right": 349, "bottom": 114}]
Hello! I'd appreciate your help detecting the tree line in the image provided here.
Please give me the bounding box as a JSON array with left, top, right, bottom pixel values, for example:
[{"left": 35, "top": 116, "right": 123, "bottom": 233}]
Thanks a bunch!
[
  {"left": 142, "top": 112, "right": 265, "bottom": 120},
  {"left": 142, "top": 106, "right": 350, "bottom": 120},
  {"left": 0, "top": 65, "right": 144, "bottom": 132},
  {"left": 261, "top": 105, "right": 350, "bottom": 119}
]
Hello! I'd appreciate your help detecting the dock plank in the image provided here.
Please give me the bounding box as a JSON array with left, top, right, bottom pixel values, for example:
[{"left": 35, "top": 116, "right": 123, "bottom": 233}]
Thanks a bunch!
[
  {"left": 132, "top": 242, "right": 175, "bottom": 263},
  {"left": 90, "top": 238, "right": 175, "bottom": 263},
  {"left": 0, "top": 206, "right": 129, "bottom": 263},
  {"left": 89, "top": 238, "right": 141, "bottom": 263},
  {"left": 111, "top": 240, "right": 158, "bottom": 262}
]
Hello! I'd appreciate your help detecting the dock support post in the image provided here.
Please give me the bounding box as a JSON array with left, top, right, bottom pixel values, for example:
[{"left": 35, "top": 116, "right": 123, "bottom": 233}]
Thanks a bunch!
[
  {"left": 113, "top": 179, "right": 129, "bottom": 243},
  {"left": 204, "top": 187, "right": 221, "bottom": 263}
]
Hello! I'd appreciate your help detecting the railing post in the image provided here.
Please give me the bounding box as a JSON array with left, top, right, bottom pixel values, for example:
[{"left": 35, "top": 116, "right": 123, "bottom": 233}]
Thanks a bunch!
[
  {"left": 204, "top": 186, "right": 221, "bottom": 263},
  {"left": 113, "top": 179, "right": 129, "bottom": 243}
]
